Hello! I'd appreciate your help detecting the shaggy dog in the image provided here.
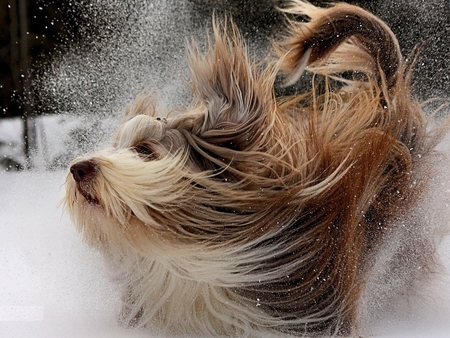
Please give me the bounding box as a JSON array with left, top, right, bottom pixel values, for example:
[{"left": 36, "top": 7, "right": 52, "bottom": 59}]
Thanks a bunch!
[{"left": 66, "top": 1, "right": 448, "bottom": 336}]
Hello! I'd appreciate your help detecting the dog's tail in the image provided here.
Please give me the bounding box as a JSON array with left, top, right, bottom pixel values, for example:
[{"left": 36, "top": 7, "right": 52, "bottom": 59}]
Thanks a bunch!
[{"left": 277, "top": 1, "right": 402, "bottom": 88}]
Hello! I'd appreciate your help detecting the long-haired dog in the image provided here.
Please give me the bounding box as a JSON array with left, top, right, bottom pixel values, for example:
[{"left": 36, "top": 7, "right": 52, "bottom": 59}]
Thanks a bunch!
[{"left": 65, "top": 1, "right": 448, "bottom": 336}]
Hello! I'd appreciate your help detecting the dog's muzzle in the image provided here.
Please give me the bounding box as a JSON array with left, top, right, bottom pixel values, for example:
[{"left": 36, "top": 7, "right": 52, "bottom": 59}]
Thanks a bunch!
[
  {"left": 70, "top": 160, "right": 96, "bottom": 182},
  {"left": 70, "top": 160, "right": 99, "bottom": 204}
]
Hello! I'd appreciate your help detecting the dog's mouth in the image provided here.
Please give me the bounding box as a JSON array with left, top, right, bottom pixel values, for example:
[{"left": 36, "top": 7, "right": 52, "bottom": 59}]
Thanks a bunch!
[
  {"left": 70, "top": 160, "right": 100, "bottom": 205},
  {"left": 76, "top": 183, "right": 99, "bottom": 205}
]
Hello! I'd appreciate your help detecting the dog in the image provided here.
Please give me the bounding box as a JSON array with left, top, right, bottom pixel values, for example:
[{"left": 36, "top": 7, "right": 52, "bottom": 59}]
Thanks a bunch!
[{"left": 65, "top": 1, "right": 448, "bottom": 336}]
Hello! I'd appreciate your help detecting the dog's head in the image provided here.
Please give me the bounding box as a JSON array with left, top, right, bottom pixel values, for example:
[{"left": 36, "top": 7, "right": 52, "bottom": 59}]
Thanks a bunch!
[{"left": 65, "top": 20, "right": 289, "bottom": 255}]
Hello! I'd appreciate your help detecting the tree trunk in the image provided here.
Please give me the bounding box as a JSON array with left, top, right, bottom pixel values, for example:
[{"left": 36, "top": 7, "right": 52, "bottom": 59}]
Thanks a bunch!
[{"left": 9, "top": 0, "right": 36, "bottom": 168}]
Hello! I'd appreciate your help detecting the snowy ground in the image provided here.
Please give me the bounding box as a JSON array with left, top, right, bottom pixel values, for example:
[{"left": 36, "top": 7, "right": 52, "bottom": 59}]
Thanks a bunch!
[
  {"left": 0, "top": 125, "right": 450, "bottom": 338},
  {"left": 0, "top": 171, "right": 150, "bottom": 338}
]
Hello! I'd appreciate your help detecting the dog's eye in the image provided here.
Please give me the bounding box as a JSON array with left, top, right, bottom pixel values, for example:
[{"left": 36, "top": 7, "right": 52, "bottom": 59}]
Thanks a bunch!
[
  {"left": 133, "top": 143, "right": 156, "bottom": 160},
  {"left": 135, "top": 144, "right": 152, "bottom": 155}
]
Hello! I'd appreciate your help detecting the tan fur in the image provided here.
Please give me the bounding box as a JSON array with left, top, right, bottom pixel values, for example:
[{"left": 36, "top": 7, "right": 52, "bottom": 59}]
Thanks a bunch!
[{"left": 65, "top": 1, "right": 447, "bottom": 336}]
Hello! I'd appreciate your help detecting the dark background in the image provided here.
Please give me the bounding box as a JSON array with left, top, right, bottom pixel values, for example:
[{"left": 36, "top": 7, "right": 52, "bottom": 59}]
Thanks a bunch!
[{"left": 1, "top": 0, "right": 449, "bottom": 168}]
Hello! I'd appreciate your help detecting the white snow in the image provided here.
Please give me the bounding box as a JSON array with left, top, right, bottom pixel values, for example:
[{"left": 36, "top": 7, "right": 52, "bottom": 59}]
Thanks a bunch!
[
  {"left": 0, "top": 135, "right": 450, "bottom": 337},
  {"left": 0, "top": 170, "right": 151, "bottom": 337}
]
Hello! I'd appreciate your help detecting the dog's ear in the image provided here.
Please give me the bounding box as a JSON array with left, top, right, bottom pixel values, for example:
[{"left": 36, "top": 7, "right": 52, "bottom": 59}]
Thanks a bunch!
[
  {"left": 183, "top": 19, "right": 277, "bottom": 150},
  {"left": 122, "top": 90, "right": 158, "bottom": 123}
]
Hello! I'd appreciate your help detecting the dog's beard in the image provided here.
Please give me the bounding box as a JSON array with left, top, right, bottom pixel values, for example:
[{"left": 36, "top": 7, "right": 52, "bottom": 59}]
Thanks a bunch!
[{"left": 66, "top": 149, "right": 194, "bottom": 252}]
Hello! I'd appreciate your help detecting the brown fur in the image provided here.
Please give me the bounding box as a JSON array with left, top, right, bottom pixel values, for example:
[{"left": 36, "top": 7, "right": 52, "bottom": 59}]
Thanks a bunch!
[{"left": 65, "top": 1, "right": 447, "bottom": 336}]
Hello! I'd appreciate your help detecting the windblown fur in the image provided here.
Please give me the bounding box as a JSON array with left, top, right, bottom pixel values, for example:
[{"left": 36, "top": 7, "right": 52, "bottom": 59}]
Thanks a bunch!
[{"left": 65, "top": 1, "right": 448, "bottom": 336}]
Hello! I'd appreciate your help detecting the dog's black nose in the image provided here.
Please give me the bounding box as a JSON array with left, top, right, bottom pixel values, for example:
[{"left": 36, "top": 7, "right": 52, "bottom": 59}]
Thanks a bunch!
[{"left": 70, "top": 161, "right": 96, "bottom": 182}]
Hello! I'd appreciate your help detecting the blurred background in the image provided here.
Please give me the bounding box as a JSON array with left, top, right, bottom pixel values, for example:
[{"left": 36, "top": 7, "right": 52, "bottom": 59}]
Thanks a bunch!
[{"left": 0, "top": 0, "right": 449, "bottom": 172}]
